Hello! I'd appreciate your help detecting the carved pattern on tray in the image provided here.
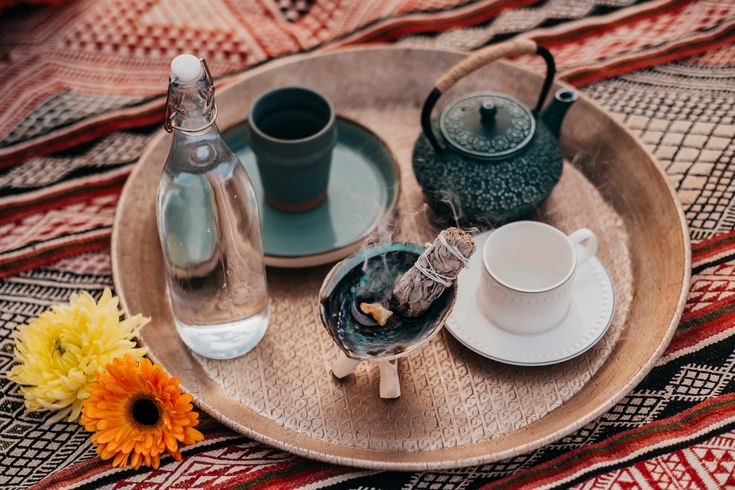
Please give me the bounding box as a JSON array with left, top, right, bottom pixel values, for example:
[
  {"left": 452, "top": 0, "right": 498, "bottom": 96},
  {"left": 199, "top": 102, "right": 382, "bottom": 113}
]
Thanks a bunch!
[{"left": 191, "top": 100, "right": 633, "bottom": 450}]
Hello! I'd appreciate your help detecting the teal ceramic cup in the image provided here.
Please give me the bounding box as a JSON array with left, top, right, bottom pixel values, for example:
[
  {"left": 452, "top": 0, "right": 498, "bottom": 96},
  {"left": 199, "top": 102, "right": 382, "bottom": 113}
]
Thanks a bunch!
[{"left": 248, "top": 87, "right": 337, "bottom": 213}]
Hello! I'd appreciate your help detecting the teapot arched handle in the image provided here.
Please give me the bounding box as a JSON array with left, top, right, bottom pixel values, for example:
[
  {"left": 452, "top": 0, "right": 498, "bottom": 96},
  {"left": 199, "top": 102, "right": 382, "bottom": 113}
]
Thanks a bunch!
[{"left": 420, "top": 39, "right": 556, "bottom": 154}]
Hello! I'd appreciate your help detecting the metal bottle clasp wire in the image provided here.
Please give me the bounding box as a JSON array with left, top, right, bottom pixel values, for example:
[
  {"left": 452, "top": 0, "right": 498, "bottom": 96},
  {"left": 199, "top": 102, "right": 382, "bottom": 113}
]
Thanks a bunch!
[{"left": 164, "top": 58, "right": 218, "bottom": 133}]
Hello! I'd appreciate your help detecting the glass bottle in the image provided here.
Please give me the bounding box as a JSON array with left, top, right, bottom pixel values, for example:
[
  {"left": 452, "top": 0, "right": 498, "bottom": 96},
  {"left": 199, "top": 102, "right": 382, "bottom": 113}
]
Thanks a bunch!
[{"left": 156, "top": 54, "right": 269, "bottom": 359}]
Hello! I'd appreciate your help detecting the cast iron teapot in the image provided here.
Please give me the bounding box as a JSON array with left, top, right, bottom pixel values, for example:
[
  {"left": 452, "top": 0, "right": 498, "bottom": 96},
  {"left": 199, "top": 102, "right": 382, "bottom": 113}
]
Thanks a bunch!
[{"left": 413, "top": 39, "right": 578, "bottom": 226}]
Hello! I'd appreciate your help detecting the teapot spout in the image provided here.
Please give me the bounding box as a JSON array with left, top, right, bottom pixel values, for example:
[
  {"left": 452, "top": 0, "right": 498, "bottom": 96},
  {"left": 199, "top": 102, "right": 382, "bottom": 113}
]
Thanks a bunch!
[{"left": 541, "top": 88, "right": 579, "bottom": 139}]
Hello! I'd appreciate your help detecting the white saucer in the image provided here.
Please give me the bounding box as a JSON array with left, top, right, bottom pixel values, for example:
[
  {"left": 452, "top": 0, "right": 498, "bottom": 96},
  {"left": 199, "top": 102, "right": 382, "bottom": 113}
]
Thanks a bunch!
[{"left": 446, "top": 231, "right": 615, "bottom": 366}]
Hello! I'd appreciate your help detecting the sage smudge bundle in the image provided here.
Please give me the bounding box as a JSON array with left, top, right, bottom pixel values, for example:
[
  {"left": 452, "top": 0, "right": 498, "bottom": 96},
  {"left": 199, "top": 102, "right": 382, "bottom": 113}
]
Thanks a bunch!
[{"left": 392, "top": 227, "right": 475, "bottom": 317}]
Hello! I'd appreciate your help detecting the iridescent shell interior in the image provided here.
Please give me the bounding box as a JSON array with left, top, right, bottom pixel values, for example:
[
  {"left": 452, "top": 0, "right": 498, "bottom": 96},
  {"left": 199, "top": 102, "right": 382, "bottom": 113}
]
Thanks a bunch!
[{"left": 319, "top": 242, "right": 457, "bottom": 361}]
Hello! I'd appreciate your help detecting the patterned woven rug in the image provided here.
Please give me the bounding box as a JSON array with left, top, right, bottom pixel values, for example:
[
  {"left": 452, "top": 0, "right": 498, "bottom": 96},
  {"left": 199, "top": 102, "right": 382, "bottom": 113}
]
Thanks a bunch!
[
  {"left": 4, "top": 0, "right": 735, "bottom": 279},
  {"left": 2, "top": 0, "right": 735, "bottom": 488}
]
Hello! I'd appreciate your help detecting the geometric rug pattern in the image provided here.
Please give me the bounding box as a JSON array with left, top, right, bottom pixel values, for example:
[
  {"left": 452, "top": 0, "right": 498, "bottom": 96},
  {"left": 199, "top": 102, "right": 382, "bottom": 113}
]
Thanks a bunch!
[
  {"left": 3, "top": 0, "right": 735, "bottom": 488},
  {"left": 4, "top": 0, "right": 735, "bottom": 279}
]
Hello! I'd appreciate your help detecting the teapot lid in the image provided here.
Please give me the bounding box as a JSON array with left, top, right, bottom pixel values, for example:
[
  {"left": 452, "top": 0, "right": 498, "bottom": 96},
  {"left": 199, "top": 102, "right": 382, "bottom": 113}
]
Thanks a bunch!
[{"left": 439, "top": 92, "right": 535, "bottom": 160}]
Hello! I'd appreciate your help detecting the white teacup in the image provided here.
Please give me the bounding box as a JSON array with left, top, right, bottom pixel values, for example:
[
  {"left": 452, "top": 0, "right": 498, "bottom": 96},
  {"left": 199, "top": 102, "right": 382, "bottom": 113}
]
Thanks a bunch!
[{"left": 478, "top": 221, "right": 597, "bottom": 335}]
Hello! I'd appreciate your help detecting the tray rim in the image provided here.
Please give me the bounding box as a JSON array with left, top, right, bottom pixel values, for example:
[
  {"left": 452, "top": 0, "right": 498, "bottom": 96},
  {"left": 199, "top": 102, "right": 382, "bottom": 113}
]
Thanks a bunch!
[{"left": 112, "top": 44, "right": 691, "bottom": 470}]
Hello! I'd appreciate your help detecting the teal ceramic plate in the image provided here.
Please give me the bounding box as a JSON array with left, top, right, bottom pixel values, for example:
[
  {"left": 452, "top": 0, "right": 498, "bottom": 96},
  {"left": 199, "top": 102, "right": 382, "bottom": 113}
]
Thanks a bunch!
[{"left": 223, "top": 118, "right": 400, "bottom": 268}]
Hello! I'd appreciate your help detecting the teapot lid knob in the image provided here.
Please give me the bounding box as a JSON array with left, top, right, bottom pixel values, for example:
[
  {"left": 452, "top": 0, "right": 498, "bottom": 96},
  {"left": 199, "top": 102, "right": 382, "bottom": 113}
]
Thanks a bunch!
[{"left": 480, "top": 102, "right": 497, "bottom": 123}]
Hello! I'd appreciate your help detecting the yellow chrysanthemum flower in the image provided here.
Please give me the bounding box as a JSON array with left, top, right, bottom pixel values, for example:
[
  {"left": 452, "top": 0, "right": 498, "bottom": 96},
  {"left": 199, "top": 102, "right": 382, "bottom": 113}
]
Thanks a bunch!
[
  {"left": 8, "top": 288, "right": 148, "bottom": 422},
  {"left": 82, "top": 355, "right": 204, "bottom": 469}
]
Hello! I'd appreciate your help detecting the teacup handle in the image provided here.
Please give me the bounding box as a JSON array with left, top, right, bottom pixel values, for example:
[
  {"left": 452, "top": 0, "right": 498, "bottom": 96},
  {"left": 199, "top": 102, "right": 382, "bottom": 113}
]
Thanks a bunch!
[{"left": 568, "top": 228, "right": 597, "bottom": 266}]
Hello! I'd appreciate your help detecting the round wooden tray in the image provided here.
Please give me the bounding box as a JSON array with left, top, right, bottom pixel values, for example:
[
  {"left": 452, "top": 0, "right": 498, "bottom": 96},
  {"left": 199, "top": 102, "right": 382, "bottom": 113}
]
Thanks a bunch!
[{"left": 112, "top": 47, "right": 690, "bottom": 470}]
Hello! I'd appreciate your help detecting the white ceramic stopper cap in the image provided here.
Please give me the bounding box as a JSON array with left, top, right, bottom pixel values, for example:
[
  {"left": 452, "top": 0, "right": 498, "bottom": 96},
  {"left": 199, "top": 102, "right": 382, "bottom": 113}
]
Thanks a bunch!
[{"left": 170, "top": 54, "right": 203, "bottom": 82}]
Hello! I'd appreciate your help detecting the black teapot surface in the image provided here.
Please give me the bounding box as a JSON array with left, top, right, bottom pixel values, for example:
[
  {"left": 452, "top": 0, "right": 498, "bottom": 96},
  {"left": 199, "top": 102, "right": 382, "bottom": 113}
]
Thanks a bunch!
[{"left": 412, "top": 39, "right": 578, "bottom": 226}]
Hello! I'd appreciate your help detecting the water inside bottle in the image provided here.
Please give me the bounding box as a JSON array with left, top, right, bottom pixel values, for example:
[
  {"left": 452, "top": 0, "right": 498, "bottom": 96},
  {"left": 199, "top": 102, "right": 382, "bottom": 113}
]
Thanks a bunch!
[{"left": 157, "top": 127, "right": 269, "bottom": 359}]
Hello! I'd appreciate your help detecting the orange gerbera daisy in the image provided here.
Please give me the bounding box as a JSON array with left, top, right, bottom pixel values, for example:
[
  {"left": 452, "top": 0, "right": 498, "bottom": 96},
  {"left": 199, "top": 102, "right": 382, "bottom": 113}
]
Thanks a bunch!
[{"left": 81, "top": 355, "right": 204, "bottom": 469}]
